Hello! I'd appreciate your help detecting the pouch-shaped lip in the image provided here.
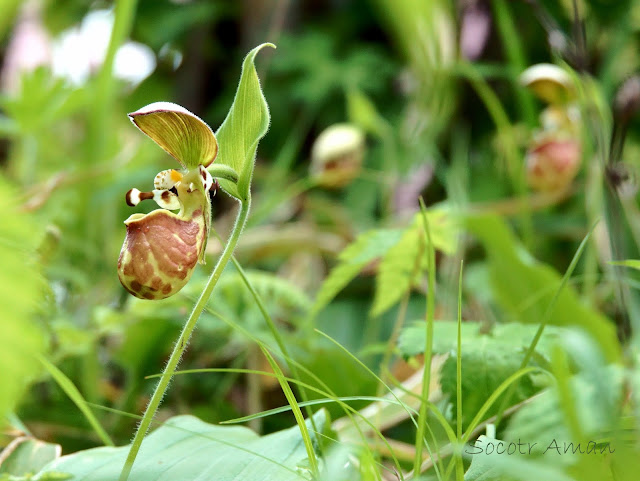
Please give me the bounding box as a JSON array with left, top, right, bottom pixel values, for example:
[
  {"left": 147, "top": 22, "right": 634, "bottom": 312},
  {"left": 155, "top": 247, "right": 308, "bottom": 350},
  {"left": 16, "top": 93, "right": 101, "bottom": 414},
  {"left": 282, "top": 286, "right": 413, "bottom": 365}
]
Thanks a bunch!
[{"left": 117, "top": 207, "right": 205, "bottom": 300}]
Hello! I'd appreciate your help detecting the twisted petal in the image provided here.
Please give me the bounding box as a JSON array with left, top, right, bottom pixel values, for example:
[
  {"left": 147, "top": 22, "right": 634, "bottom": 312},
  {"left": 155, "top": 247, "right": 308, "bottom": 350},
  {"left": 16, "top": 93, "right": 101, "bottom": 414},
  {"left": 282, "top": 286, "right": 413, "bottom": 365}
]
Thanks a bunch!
[{"left": 129, "top": 102, "right": 219, "bottom": 169}]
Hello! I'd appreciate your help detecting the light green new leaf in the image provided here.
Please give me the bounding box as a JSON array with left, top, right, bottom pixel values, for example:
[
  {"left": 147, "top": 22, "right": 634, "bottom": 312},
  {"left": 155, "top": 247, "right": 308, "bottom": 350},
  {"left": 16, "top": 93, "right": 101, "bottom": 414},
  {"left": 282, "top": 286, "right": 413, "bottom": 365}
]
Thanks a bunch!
[
  {"left": 0, "top": 175, "right": 47, "bottom": 419},
  {"left": 310, "top": 229, "right": 404, "bottom": 318},
  {"left": 371, "top": 209, "right": 457, "bottom": 317},
  {"left": 215, "top": 43, "right": 275, "bottom": 201},
  {"left": 312, "top": 208, "right": 457, "bottom": 318},
  {"left": 465, "top": 214, "right": 620, "bottom": 362},
  {"left": 37, "top": 411, "right": 328, "bottom": 481},
  {"left": 371, "top": 226, "right": 423, "bottom": 317}
]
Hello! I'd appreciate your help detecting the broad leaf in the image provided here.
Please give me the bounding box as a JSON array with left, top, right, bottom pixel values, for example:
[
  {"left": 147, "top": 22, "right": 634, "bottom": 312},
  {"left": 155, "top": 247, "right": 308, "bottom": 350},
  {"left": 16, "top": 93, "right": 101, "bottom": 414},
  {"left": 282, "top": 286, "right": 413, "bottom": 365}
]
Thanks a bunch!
[
  {"left": 463, "top": 435, "right": 600, "bottom": 481},
  {"left": 464, "top": 435, "right": 517, "bottom": 481},
  {"left": 400, "top": 321, "right": 562, "bottom": 429},
  {"left": 215, "top": 43, "right": 275, "bottom": 201},
  {"left": 465, "top": 214, "right": 620, "bottom": 362},
  {"left": 501, "top": 367, "right": 628, "bottom": 481},
  {"left": 398, "top": 321, "right": 560, "bottom": 359},
  {"left": 37, "top": 411, "right": 328, "bottom": 480},
  {"left": 0, "top": 174, "right": 47, "bottom": 419},
  {"left": 371, "top": 226, "right": 424, "bottom": 317},
  {"left": 0, "top": 437, "right": 61, "bottom": 477}
]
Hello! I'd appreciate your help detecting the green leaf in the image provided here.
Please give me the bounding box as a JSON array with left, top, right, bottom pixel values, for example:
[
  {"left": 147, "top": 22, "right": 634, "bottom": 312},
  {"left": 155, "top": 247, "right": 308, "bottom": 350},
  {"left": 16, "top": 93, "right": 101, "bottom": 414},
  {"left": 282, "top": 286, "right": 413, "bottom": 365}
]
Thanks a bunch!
[
  {"left": 504, "top": 349, "right": 624, "bottom": 445},
  {"left": 398, "top": 321, "right": 561, "bottom": 359},
  {"left": 465, "top": 214, "right": 620, "bottom": 362},
  {"left": 37, "top": 411, "right": 329, "bottom": 481},
  {"left": 312, "top": 208, "right": 457, "bottom": 318},
  {"left": 371, "top": 225, "right": 423, "bottom": 317},
  {"left": 400, "top": 321, "right": 563, "bottom": 429},
  {"left": 38, "top": 356, "right": 113, "bottom": 446},
  {"left": 502, "top": 366, "right": 626, "bottom": 481},
  {"left": 441, "top": 344, "right": 540, "bottom": 430},
  {"left": 0, "top": 438, "right": 61, "bottom": 477},
  {"left": 371, "top": 209, "right": 457, "bottom": 317},
  {"left": 215, "top": 43, "right": 275, "bottom": 201},
  {"left": 346, "top": 89, "right": 388, "bottom": 138},
  {"left": 463, "top": 435, "right": 595, "bottom": 481},
  {"left": 310, "top": 229, "right": 404, "bottom": 318},
  {"left": 0, "top": 174, "right": 47, "bottom": 419},
  {"left": 609, "top": 259, "right": 640, "bottom": 270},
  {"left": 464, "top": 435, "right": 517, "bottom": 481}
]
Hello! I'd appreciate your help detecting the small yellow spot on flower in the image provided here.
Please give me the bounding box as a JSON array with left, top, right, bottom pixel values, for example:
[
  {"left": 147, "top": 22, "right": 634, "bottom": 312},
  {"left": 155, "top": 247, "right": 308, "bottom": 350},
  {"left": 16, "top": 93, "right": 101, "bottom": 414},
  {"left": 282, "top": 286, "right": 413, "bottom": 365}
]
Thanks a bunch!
[{"left": 170, "top": 169, "right": 183, "bottom": 183}]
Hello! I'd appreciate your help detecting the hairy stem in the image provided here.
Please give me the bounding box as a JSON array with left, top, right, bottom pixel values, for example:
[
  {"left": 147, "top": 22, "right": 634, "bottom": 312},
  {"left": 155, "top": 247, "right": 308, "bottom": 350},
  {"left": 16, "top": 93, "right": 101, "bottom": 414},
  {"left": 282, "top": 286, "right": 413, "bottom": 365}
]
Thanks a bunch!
[{"left": 119, "top": 197, "right": 251, "bottom": 481}]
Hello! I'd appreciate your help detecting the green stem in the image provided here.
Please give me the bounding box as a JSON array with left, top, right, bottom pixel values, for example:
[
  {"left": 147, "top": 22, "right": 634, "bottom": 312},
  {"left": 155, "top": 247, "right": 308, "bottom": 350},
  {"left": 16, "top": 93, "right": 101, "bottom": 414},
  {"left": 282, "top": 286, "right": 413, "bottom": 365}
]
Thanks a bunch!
[
  {"left": 246, "top": 344, "right": 263, "bottom": 433},
  {"left": 455, "top": 262, "right": 464, "bottom": 481},
  {"left": 118, "top": 198, "right": 251, "bottom": 481},
  {"left": 491, "top": 0, "right": 536, "bottom": 127},
  {"left": 413, "top": 198, "right": 436, "bottom": 476}
]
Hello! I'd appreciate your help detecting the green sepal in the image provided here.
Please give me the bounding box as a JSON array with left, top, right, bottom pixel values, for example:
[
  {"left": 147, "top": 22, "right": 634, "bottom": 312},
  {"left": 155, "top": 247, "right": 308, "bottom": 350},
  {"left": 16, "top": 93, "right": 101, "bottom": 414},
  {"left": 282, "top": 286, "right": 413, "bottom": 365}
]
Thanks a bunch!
[
  {"left": 128, "top": 102, "right": 218, "bottom": 170},
  {"left": 215, "top": 43, "right": 275, "bottom": 201}
]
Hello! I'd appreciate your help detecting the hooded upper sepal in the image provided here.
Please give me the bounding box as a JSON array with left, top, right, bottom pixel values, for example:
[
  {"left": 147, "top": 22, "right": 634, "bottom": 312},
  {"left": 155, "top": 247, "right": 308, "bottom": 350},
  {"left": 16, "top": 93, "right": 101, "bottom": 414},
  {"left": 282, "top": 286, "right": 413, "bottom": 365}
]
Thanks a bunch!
[
  {"left": 117, "top": 186, "right": 208, "bottom": 300},
  {"left": 128, "top": 102, "right": 219, "bottom": 169}
]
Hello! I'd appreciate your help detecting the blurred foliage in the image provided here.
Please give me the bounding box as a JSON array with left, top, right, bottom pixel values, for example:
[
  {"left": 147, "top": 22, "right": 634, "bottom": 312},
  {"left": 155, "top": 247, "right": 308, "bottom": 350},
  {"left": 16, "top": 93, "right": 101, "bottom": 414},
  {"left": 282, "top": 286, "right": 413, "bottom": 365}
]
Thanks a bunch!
[
  {"left": 1, "top": 0, "right": 640, "bottom": 479},
  {"left": 0, "top": 176, "right": 46, "bottom": 422}
]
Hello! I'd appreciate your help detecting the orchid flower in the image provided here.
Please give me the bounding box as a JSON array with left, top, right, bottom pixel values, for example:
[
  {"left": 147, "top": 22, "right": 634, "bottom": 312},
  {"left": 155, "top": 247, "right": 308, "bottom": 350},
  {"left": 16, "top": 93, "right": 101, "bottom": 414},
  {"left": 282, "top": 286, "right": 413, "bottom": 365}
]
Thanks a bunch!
[{"left": 117, "top": 102, "right": 219, "bottom": 300}]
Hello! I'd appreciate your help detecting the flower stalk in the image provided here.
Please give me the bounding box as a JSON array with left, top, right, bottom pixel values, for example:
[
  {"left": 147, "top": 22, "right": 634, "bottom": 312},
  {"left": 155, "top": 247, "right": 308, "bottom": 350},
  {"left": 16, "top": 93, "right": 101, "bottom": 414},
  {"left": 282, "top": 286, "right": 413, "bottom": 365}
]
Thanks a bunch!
[{"left": 119, "top": 196, "right": 251, "bottom": 481}]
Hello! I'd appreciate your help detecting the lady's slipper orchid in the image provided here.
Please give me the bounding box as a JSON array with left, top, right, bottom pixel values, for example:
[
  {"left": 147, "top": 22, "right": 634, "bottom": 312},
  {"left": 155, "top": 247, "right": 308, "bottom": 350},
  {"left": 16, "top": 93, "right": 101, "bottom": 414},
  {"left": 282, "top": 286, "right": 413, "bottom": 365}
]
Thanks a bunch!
[
  {"left": 310, "top": 123, "right": 365, "bottom": 189},
  {"left": 526, "top": 136, "right": 581, "bottom": 192},
  {"left": 117, "top": 102, "right": 218, "bottom": 300}
]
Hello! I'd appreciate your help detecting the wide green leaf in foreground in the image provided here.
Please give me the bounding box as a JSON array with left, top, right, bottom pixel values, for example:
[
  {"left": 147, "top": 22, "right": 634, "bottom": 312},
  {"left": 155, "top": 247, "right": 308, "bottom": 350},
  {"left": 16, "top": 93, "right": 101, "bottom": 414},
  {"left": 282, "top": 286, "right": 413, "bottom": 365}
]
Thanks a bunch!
[{"left": 37, "top": 411, "right": 328, "bottom": 480}]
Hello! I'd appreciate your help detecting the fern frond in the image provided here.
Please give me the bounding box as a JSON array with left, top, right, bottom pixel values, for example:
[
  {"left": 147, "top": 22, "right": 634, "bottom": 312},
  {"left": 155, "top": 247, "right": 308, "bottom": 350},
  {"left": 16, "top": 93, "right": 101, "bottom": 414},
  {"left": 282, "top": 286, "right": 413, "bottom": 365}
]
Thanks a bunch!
[
  {"left": 371, "top": 208, "right": 457, "bottom": 317},
  {"left": 310, "top": 229, "right": 403, "bottom": 318}
]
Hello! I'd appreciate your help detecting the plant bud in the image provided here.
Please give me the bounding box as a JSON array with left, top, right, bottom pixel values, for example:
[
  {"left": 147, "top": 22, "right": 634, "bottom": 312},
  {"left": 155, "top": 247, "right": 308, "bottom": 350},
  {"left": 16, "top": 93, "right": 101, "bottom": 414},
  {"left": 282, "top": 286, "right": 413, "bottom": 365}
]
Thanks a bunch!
[
  {"left": 310, "top": 123, "right": 365, "bottom": 189},
  {"left": 526, "top": 137, "right": 581, "bottom": 192}
]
